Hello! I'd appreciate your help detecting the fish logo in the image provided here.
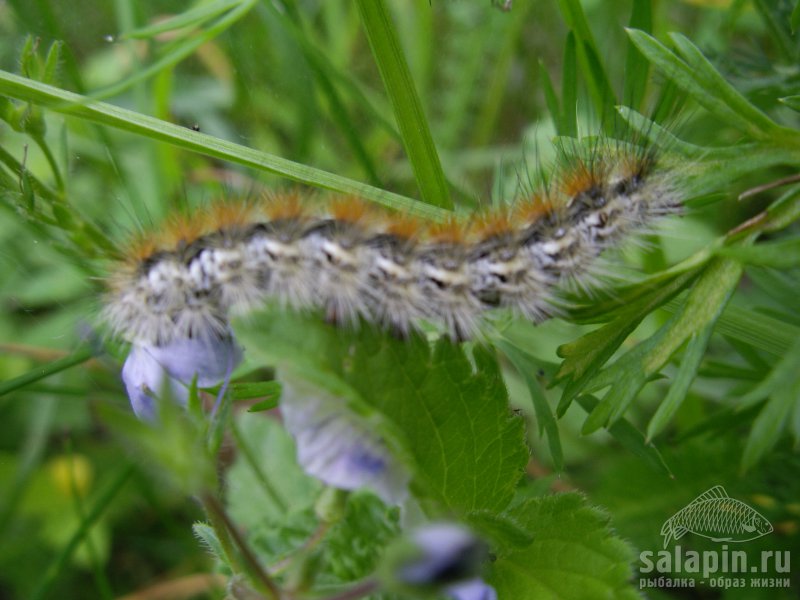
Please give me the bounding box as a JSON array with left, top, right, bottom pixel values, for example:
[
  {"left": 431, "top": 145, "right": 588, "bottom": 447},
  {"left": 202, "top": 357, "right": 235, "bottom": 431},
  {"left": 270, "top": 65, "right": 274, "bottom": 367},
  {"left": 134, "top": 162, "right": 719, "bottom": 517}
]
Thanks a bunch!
[{"left": 661, "top": 486, "right": 773, "bottom": 548}]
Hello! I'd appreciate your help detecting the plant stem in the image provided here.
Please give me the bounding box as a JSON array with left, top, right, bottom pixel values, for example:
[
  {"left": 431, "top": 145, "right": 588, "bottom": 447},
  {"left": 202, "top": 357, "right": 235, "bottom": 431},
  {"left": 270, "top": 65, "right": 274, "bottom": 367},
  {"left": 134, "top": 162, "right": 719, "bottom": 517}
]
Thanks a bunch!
[
  {"left": 320, "top": 579, "right": 380, "bottom": 600},
  {"left": 201, "top": 492, "right": 282, "bottom": 600}
]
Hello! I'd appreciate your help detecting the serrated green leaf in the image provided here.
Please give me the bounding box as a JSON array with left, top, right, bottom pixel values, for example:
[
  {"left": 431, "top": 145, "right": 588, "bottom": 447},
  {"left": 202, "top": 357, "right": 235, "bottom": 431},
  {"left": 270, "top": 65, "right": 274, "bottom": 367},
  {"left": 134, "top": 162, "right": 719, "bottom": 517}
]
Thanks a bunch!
[
  {"left": 239, "top": 312, "right": 529, "bottom": 515},
  {"left": 323, "top": 493, "right": 400, "bottom": 582},
  {"left": 488, "top": 493, "right": 639, "bottom": 600},
  {"left": 464, "top": 510, "right": 535, "bottom": 556},
  {"left": 348, "top": 336, "right": 528, "bottom": 514}
]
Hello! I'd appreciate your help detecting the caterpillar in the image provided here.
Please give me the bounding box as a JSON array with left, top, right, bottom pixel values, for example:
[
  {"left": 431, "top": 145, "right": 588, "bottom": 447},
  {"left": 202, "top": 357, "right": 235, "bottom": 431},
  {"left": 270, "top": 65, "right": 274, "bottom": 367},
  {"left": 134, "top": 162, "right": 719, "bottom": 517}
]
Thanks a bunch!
[{"left": 102, "top": 140, "right": 682, "bottom": 347}]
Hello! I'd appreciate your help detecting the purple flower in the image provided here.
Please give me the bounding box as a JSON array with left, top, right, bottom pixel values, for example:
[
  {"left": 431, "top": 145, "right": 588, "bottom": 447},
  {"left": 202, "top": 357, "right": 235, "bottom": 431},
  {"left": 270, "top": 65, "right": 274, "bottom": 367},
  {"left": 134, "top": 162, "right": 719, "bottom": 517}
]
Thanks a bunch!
[
  {"left": 280, "top": 382, "right": 410, "bottom": 505},
  {"left": 446, "top": 578, "right": 498, "bottom": 600},
  {"left": 383, "top": 523, "right": 496, "bottom": 598},
  {"left": 122, "top": 334, "right": 242, "bottom": 420},
  {"left": 399, "top": 524, "right": 488, "bottom": 585}
]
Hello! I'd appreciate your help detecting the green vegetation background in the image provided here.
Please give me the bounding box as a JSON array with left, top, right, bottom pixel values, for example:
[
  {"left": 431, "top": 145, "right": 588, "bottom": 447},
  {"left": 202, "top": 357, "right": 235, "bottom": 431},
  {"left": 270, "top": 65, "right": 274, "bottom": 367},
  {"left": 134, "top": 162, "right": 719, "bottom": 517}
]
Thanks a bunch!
[{"left": 0, "top": 0, "right": 799, "bottom": 599}]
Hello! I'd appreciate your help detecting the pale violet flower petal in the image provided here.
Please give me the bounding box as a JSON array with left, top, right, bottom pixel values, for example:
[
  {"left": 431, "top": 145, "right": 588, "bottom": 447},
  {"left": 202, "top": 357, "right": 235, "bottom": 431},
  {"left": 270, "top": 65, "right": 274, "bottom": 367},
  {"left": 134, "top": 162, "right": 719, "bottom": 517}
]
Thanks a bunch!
[
  {"left": 399, "top": 523, "right": 486, "bottom": 585},
  {"left": 280, "top": 382, "right": 410, "bottom": 505},
  {"left": 145, "top": 334, "right": 242, "bottom": 387},
  {"left": 121, "top": 333, "right": 242, "bottom": 420},
  {"left": 122, "top": 344, "right": 188, "bottom": 420},
  {"left": 445, "top": 578, "right": 498, "bottom": 600}
]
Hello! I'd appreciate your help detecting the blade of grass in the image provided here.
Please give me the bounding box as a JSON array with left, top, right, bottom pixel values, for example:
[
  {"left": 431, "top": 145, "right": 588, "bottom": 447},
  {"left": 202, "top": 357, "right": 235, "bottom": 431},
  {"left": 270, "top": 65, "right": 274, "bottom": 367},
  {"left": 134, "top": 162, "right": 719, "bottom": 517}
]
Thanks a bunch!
[
  {"left": 0, "top": 345, "right": 95, "bottom": 397},
  {"left": 793, "top": 0, "right": 800, "bottom": 34},
  {"left": 562, "top": 32, "right": 578, "bottom": 137},
  {"left": 260, "top": 1, "right": 382, "bottom": 186},
  {"left": 556, "top": 0, "right": 617, "bottom": 128},
  {"left": 623, "top": 0, "right": 652, "bottom": 110},
  {"left": 88, "top": 0, "right": 256, "bottom": 102},
  {"left": 120, "top": 0, "right": 242, "bottom": 39},
  {"left": 355, "top": 0, "right": 453, "bottom": 210},
  {"left": 539, "top": 61, "right": 563, "bottom": 134},
  {"left": 471, "top": 0, "right": 533, "bottom": 146},
  {"left": 0, "top": 69, "right": 447, "bottom": 220}
]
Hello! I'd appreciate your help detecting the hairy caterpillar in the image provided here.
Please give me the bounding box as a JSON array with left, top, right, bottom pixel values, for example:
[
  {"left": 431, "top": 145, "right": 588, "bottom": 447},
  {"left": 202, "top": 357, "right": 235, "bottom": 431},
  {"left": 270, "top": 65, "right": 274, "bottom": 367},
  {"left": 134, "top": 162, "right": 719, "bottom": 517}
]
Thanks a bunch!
[{"left": 102, "top": 140, "right": 682, "bottom": 347}]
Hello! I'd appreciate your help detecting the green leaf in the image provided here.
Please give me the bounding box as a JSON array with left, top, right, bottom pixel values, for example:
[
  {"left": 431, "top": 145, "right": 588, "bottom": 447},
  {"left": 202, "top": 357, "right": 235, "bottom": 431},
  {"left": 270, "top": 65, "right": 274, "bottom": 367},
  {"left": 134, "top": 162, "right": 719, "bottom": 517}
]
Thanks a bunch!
[
  {"left": 121, "top": 0, "right": 242, "bottom": 39},
  {"left": 498, "top": 341, "right": 563, "bottom": 471},
  {"left": 742, "top": 389, "right": 797, "bottom": 471},
  {"left": 561, "top": 32, "right": 578, "bottom": 137},
  {"left": 667, "top": 32, "right": 789, "bottom": 139},
  {"left": 227, "top": 415, "right": 319, "bottom": 524},
  {"left": 239, "top": 312, "right": 529, "bottom": 515},
  {"left": 623, "top": 0, "right": 652, "bottom": 110},
  {"left": 708, "top": 303, "right": 797, "bottom": 356},
  {"left": 646, "top": 322, "right": 714, "bottom": 441},
  {"left": 489, "top": 493, "right": 639, "bottom": 600},
  {"left": 576, "top": 395, "right": 673, "bottom": 477},
  {"left": 555, "top": 269, "right": 697, "bottom": 416},
  {"left": 792, "top": 1, "right": 800, "bottom": 34},
  {"left": 780, "top": 95, "right": 800, "bottom": 111},
  {"left": 717, "top": 238, "right": 800, "bottom": 268},
  {"left": 539, "top": 60, "right": 562, "bottom": 133},
  {"left": 737, "top": 338, "right": 800, "bottom": 409},
  {"left": 742, "top": 377, "right": 800, "bottom": 471},
  {"left": 0, "top": 345, "right": 94, "bottom": 397},
  {"left": 323, "top": 493, "right": 400, "bottom": 582},
  {"left": 464, "top": 510, "right": 535, "bottom": 556},
  {"left": 355, "top": 0, "right": 452, "bottom": 210},
  {"left": 0, "top": 69, "right": 447, "bottom": 221},
  {"left": 626, "top": 29, "right": 792, "bottom": 144},
  {"left": 89, "top": 0, "right": 257, "bottom": 101},
  {"left": 349, "top": 336, "right": 528, "bottom": 513},
  {"left": 193, "top": 522, "right": 226, "bottom": 564},
  {"left": 582, "top": 258, "right": 741, "bottom": 431}
]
